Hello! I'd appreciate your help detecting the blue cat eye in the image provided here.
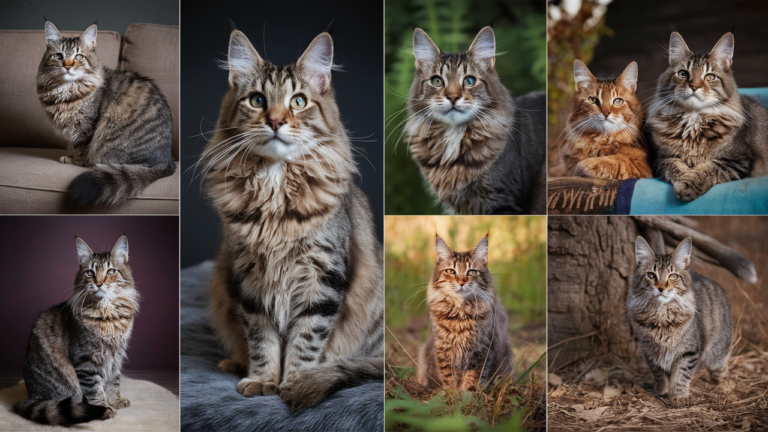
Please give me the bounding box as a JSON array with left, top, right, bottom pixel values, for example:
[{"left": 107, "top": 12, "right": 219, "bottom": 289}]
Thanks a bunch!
[
  {"left": 677, "top": 70, "right": 689, "bottom": 79},
  {"left": 249, "top": 93, "right": 266, "bottom": 109},
  {"left": 464, "top": 76, "right": 476, "bottom": 86}
]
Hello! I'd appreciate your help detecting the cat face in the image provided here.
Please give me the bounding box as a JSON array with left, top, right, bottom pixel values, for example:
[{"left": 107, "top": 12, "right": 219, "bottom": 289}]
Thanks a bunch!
[
  {"left": 569, "top": 60, "right": 641, "bottom": 135},
  {"left": 432, "top": 234, "right": 492, "bottom": 298},
  {"left": 74, "top": 236, "right": 133, "bottom": 303},
  {"left": 659, "top": 32, "right": 737, "bottom": 110},
  {"left": 40, "top": 22, "right": 100, "bottom": 84},
  {"left": 410, "top": 27, "right": 502, "bottom": 125},
  {"left": 221, "top": 30, "right": 339, "bottom": 162},
  {"left": 634, "top": 237, "right": 692, "bottom": 304}
]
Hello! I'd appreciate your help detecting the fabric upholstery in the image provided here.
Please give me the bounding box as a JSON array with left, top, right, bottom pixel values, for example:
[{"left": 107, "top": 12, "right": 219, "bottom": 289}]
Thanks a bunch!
[
  {"left": 120, "top": 24, "right": 180, "bottom": 159},
  {"left": 0, "top": 147, "right": 179, "bottom": 214},
  {"left": 0, "top": 30, "right": 121, "bottom": 150}
]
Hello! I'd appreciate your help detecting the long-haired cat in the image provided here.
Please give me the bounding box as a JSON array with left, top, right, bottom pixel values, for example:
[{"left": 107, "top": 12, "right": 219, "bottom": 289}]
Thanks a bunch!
[
  {"left": 417, "top": 235, "right": 514, "bottom": 391},
  {"left": 559, "top": 60, "right": 652, "bottom": 180},
  {"left": 37, "top": 22, "right": 176, "bottom": 206},
  {"left": 199, "top": 29, "right": 383, "bottom": 410},
  {"left": 627, "top": 237, "right": 733, "bottom": 406},
  {"left": 649, "top": 32, "right": 768, "bottom": 201},
  {"left": 14, "top": 236, "right": 138, "bottom": 425},
  {"left": 406, "top": 27, "right": 546, "bottom": 215}
]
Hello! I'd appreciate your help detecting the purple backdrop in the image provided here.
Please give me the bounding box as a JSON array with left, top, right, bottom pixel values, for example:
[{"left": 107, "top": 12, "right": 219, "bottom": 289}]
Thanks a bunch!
[{"left": 0, "top": 216, "right": 179, "bottom": 371}]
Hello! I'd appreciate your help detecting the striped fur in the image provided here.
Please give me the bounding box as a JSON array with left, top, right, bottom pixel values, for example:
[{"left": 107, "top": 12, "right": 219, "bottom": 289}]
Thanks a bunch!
[
  {"left": 36, "top": 22, "right": 176, "bottom": 207},
  {"left": 201, "top": 30, "right": 383, "bottom": 410},
  {"left": 557, "top": 61, "right": 652, "bottom": 180},
  {"left": 406, "top": 27, "right": 546, "bottom": 215},
  {"left": 14, "top": 236, "right": 139, "bottom": 425},
  {"left": 649, "top": 32, "right": 768, "bottom": 201},
  {"left": 417, "top": 235, "right": 514, "bottom": 391},
  {"left": 627, "top": 237, "right": 733, "bottom": 406}
]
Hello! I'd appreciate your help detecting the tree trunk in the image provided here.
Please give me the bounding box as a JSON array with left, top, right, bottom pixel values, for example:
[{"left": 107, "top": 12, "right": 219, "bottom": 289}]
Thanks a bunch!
[{"left": 547, "top": 216, "right": 641, "bottom": 368}]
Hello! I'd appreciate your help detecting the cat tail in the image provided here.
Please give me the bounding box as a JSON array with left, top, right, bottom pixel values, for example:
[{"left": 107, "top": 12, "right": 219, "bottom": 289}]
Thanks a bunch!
[
  {"left": 69, "top": 162, "right": 177, "bottom": 207},
  {"left": 13, "top": 396, "right": 109, "bottom": 425},
  {"left": 282, "top": 357, "right": 383, "bottom": 411}
]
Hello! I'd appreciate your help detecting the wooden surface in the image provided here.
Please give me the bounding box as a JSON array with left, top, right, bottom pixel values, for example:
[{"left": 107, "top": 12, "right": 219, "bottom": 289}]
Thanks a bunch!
[{"left": 0, "top": 369, "right": 179, "bottom": 396}]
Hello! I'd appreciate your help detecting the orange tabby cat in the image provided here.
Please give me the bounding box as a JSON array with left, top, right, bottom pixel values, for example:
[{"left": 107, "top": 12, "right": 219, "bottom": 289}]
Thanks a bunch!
[{"left": 559, "top": 60, "right": 652, "bottom": 180}]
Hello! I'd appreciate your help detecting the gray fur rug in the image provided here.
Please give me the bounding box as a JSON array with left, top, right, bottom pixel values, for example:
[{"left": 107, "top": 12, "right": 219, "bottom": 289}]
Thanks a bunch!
[{"left": 180, "top": 261, "right": 384, "bottom": 432}]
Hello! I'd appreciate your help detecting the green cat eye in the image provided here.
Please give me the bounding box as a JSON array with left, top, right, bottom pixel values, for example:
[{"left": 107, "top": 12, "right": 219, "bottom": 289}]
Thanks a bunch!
[
  {"left": 613, "top": 98, "right": 624, "bottom": 107},
  {"left": 444, "top": 268, "right": 455, "bottom": 274},
  {"left": 291, "top": 94, "right": 307, "bottom": 110},
  {"left": 646, "top": 272, "right": 656, "bottom": 280},
  {"left": 705, "top": 74, "right": 716, "bottom": 82},
  {"left": 85, "top": 270, "right": 95, "bottom": 278},
  {"left": 588, "top": 97, "right": 598, "bottom": 104},
  {"left": 75, "top": 54, "right": 84, "bottom": 61},
  {"left": 677, "top": 70, "right": 689, "bottom": 79},
  {"left": 430, "top": 76, "right": 443, "bottom": 87},
  {"left": 249, "top": 93, "right": 266, "bottom": 109},
  {"left": 464, "top": 76, "right": 476, "bottom": 86},
  {"left": 107, "top": 269, "right": 116, "bottom": 275},
  {"left": 467, "top": 269, "right": 479, "bottom": 276}
]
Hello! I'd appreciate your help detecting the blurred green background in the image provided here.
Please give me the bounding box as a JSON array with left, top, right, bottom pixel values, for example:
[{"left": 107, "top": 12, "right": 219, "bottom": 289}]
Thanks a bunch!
[{"left": 385, "top": 0, "right": 547, "bottom": 215}]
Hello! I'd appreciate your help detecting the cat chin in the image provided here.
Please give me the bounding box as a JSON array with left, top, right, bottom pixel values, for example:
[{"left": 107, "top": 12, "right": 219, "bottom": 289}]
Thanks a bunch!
[
  {"left": 61, "top": 72, "right": 84, "bottom": 82},
  {"left": 437, "top": 107, "right": 475, "bottom": 125},
  {"left": 252, "top": 138, "right": 306, "bottom": 161},
  {"left": 675, "top": 93, "right": 718, "bottom": 110}
]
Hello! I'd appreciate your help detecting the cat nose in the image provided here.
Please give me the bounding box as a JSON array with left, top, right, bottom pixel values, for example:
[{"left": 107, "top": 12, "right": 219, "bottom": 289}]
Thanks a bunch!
[
  {"left": 446, "top": 95, "right": 460, "bottom": 105},
  {"left": 266, "top": 116, "right": 286, "bottom": 132},
  {"left": 96, "top": 282, "right": 103, "bottom": 287},
  {"left": 64, "top": 59, "right": 74, "bottom": 69},
  {"left": 689, "top": 83, "right": 699, "bottom": 91}
]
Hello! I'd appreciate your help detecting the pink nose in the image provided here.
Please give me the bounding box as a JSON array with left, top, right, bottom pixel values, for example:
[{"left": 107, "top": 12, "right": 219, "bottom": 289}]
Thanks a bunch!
[{"left": 267, "top": 118, "right": 285, "bottom": 132}]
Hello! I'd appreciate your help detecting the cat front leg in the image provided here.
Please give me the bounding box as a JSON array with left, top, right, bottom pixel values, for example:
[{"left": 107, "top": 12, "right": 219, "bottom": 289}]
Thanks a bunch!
[
  {"left": 106, "top": 374, "right": 130, "bottom": 410},
  {"left": 236, "top": 310, "right": 281, "bottom": 397},
  {"left": 667, "top": 350, "right": 700, "bottom": 405},
  {"left": 643, "top": 352, "right": 669, "bottom": 396},
  {"left": 74, "top": 362, "right": 116, "bottom": 419},
  {"left": 458, "top": 368, "right": 481, "bottom": 392}
]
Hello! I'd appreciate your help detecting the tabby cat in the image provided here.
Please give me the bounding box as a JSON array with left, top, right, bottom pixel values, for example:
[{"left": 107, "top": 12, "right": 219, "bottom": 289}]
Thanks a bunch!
[
  {"left": 37, "top": 22, "right": 176, "bottom": 206},
  {"left": 417, "top": 235, "right": 514, "bottom": 391},
  {"left": 627, "top": 237, "right": 733, "bottom": 405},
  {"left": 559, "top": 60, "right": 652, "bottom": 180},
  {"left": 406, "top": 27, "right": 546, "bottom": 215},
  {"left": 14, "top": 236, "right": 138, "bottom": 425},
  {"left": 649, "top": 32, "right": 768, "bottom": 201},
  {"left": 200, "top": 29, "right": 383, "bottom": 410}
]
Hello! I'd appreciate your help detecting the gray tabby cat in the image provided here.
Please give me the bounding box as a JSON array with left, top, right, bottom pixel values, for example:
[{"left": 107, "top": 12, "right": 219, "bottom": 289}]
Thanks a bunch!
[
  {"left": 627, "top": 237, "right": 733, "bottom": 406},
  {"left": 14, "top": 236, "right": 139, "bottom": 425},
  {"left": 37, "top": 22, "right": 176, "bottom": 206},
  {"left": 406, "top": 27, "right": 546, "bottom": 215},
  {"left": 200, "top": 29, "right": 383, "bottom": 410},
  {"left": 649, "top": 32, "right": 768, "bottom": 201}
]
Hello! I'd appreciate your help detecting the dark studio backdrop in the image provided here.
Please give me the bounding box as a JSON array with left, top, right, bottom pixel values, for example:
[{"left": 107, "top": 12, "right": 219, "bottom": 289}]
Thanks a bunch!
[
  {"left": 180, "top": 0, "right": 385, "bottom": 268},
  {"left": 0, "top": 0, "right": 178, "bottom": 33},
  {"left": 0, "top": 216, "right": 180, "bottom": 371}
]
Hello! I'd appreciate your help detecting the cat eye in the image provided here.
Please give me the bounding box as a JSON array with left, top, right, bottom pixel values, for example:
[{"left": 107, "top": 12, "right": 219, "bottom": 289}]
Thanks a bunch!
[
  {"left": 249, "top": 93, "right": 266, "bottom": 109},
  {"left": 613, "top": 98, "right": 624, "bottom": 107},
  {"left": 84, "top": 270, "right": 95, "bottom": 278},
  {"left": 54, "top": 53, "right": 63, "bottom": 60},
  {"left": 646, "top": 272, "right": 656, "bottom": 280},
  {"left": 75, "top": 54, "right": 84, "bottom": 61},
  {"left": 467, "top": 269, "right": 479, "bottom": 276},
  {"left": 430, "top": 76, "right": 443, "bottom": 87},
  {"left": 444, "top": 268, "right": 455, "bottom": 275},
  {"left": 677, "top": 70, "right": 689, "bottom": 79},
  {"left": 587, "top": 97, "right": 598, "bottom": 104},
  {"left": 669, "top": 274, "right": 679, "bottom": 281},
  {"left": 464, "top": 76, "right": 476, "bottom": 86},
  {"left": 290, "top": 94, "right": 307, "bottom": 110},
  {"left": 705, "top": 74, "right": 716, "bottom": 82},
  {"left": 107, "top": 269, "right": 116, "bottom": 275}
]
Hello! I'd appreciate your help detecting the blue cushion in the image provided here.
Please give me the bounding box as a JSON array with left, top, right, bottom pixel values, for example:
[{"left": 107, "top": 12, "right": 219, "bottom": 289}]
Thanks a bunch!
[{"left": 627, "top": 178, "right": 768, "bottom": 215}]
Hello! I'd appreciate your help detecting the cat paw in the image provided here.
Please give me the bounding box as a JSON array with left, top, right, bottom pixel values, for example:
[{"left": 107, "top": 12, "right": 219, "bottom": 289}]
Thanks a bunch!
[
  {"left": 673, "top": 179, "right": 707, "bottom": 201},
  {"left": 236, "top": 378, "right": 278, "bottom": 397},
  {"left": 279, "top": 380, "right": 324, "bottom": 411},
  {"left": 59, "top": 156, "right": 73, "bottom": 164},
  {"left": 218, "top": 358, "right": 247, "bottom": 375},
  {"left": 102, "top": 407, "right": 117, "bottom": 420},
  {"left": 114, "top": 398, "right": 130, "bottom": 409}
]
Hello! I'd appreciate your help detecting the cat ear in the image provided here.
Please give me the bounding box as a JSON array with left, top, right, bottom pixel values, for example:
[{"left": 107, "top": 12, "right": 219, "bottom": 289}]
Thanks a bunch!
[
  {"left": 710, "top": 32, "right": 734, "bottom": 71},
  {"left": 227, "top": 30, "right": 263, "bottom": 87},
  {"left": 75, "top": 237, "right": 93, "bottom": 267},
  {"left": 471, "top": 235, "right": 489, "bottom": 266},
  {"left": 413, "top": 28, "right": 439, "bottom": 69},
  {"left": 668, "top": 32, "right": 691, "bottom": 65},
  {"left": 671, "top": 237, "right": 692, "bottom": 270},
  {"left": 435, "top": 235, "right": 453, "bottom": 264},
  {"left": 468, "top": 26, "right": 496, "bottom": 69},
  {"left": 634, "top": 236, "right": 655, "bottom": 266},
  {"left": 79, "top": 24, "right": 97, "bottom": 51},
  {"left": 297, "top": 32, "right": 334, "bottom": 93},
  {"left": 573, "top": 60, "right": 596, "bottom": 91},
  {"left": 111, "top": 236, "right": 129, "bottom": 266},
  {"left": 618, "top": 61, "right": 638, "bottom": 93},
  {"left": 44, "top": 21, "right": 62, "bottom": 47}
]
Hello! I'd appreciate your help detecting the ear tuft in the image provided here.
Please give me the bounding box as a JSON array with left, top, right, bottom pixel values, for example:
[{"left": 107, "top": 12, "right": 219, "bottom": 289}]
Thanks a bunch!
[
  {"left": 471, "top": 235, "right": 489, "bottom": 266},
  {"left": 635, "top": 236, "right": 655, "bottom": 266},
  {"left": 435, "top": 235, "right": 453, "bottom": 264},
  {"left": 297, "top": 32, "right": 334, "bottom": 92},
  {"left": 668, "top": 32, "right": 691, "bottom": 65},
  {"left": 671, "top": 238, "right": 692, "bottom": 270},
  {"left": 44, "top": 21, "right": 62, "bottom": 47},
  {"left": 111, "top": 235, "right": 129, "bottom": 265},
  {"left": 710, "top": 32, "right": 734, "bottom": 70},
  {"left": 468, "top": 26, "right": 495, "bottom": 69},
  {"left": 413, "top": 28, "right": 440, "bottom": 69},
  {"left": 80, "top": 24, "right": 97, "bottom": 51},
  {"left": 618, "top": 61, "right": 638, "bottom": 93},
  {"left": 75, "top": 237, "right": 93, "bottom": 267},
  {"left": 573, "top": 60, "right": 596, "bottom": 91},
  {"left": 227, "top": 30, "right": 263, "bottom": 87}
]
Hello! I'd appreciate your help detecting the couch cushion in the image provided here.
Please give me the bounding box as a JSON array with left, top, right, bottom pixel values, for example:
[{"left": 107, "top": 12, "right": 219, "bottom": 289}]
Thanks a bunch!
[
  {"left": 120, "top": 24, "right": 180, "bottom": 160},
  {"left": 0, "top": 30, "right": 121, "bottom": 150},
  {"left": 0, "top": 147, "right": 178, "bottom": 214}
]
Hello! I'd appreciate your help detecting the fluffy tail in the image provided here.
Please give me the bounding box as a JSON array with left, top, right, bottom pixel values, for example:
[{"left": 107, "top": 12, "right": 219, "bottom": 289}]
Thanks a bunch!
[
  {"left": 13, "top": 396, "right": 108, "bottom": 425},
  {"left": 282, "top": 357, "right": 383, "bottom": 411},
  {"left": 69, "top": 162, "right": 176, "bottom": 207}
]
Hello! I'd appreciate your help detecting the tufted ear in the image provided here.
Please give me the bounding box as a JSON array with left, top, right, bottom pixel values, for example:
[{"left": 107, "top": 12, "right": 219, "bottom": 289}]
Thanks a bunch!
[
  {"left": 470, "top": 235, "right": 489, "bottom": 267},
  {"left": 413, "top": 28, "right": 440, "bottom": 69},
  {"left": 671, "top": 238, "right": 692, "bottom": 271},
  {"left": 111, "top": 235, "right": 129, "bottom": 266},
  {"left": 435, "top": 235, "right": 453, "bottom": 264},
  {"left": 297, "top": 32, "right": 334, "bottom": 93},
  {"left": 75, "top": 237, "right": 93, "bottom": 267},
  {"left": 634, "top": 236, "right": 655, "bottom": 267},
  {"left": 468, "top": 26, "right": 496, "bottom": 69},
  {"left": 710, "top": 32, "right": 734, "bottom": 71},
  {"left": 44, "top": 21, "right": 62, "bottom": 47},
  {"left": 80, "top": 24, "right": 97, "bottom": 51},
  {"left": 573, "top": 60, "right": 596, "bottom": 91},
  {"left": 668, "top": 32, "right": 691, "bottom": 66},
  {"left": 227, "top": 30, "right": 263, "bottom": 87},
  {"left": 617, "top": 61, "right": 638, "bottom": 93}
]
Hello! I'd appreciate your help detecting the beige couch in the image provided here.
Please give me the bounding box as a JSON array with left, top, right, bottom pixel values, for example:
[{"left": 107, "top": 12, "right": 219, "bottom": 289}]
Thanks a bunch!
[{"left": 0, "top": 24, "right": 179, "bottom": 214}]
